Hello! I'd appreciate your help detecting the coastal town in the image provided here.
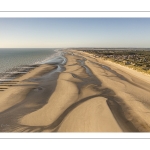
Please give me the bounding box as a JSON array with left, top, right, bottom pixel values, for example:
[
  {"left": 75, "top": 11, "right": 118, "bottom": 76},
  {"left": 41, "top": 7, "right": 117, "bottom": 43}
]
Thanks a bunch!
[{"left": 79, "top": 49, "right": 150, "bottom": 74}]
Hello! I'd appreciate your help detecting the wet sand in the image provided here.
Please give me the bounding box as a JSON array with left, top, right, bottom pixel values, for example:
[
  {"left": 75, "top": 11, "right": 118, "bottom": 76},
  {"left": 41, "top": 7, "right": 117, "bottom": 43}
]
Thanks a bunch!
[{"left": 0, "top": 50, "right": 150, "bottom": 132}]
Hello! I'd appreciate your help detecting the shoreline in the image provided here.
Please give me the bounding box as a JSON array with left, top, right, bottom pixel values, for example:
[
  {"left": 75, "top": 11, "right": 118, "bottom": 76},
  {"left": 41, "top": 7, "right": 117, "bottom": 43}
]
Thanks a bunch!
[
  {"left": 0, "top": 49, "right": 150, "bottom": 132},
  {"left": 80, "top": 51, "right": 150, "bottom": 83},
  {"left": 73, "top": 50, "right": 150, "bottom": 131},
  {"left": 0, "top": 48, "right": 61, "bottom": 82}
]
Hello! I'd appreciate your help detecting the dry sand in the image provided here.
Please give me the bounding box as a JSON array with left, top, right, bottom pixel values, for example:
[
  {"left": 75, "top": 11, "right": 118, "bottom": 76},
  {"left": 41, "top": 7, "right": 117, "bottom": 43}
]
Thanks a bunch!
[
  {"left": 58, "top": 97, "right": 122, "bottom": 132},
  {"left": 19, "top": 53, "right": 123, "bottom": 131},
  {"left": 0, "top": 86, "right": 32, "bottom": 113},
  {"left": 0, "top": 64, "right": 54, "bottom": 113},
  {"left": 73, "top": 50, "right": 150, "bottom": 131},
  {"left": 20, "top": 73, "right": 79, "bottom": 126},
  {"left": 0, "top": 50, "right": 150, "bottom": 132}
]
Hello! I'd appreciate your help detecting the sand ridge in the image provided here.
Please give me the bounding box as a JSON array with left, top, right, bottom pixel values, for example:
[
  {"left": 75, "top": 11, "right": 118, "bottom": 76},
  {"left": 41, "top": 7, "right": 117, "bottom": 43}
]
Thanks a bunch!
[
  {"left": 0, "top": 50, "right": 150, "bottom": 132},
  {"left": 58, "top": 97, "right": 122, "bottom": 132},
  {"left": 19, "top": 52, "right": 122, "bottom": 131},
  {"left": 73, "top": 50, "right": 150, "bottom": 131},
  {"left": 0, "top": 64, "right": 56, "bottom": 113}
]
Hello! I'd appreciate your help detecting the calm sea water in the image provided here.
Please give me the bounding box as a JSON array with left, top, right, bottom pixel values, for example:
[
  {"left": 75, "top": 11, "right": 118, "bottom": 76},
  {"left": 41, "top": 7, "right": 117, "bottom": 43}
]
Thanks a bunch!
[{"left": 0, "top": 48, "right": 58, "bottom": 73}]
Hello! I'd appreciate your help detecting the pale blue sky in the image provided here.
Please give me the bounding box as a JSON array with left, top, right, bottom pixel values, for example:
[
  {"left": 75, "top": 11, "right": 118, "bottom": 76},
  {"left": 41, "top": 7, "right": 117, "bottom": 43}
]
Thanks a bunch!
[{"left": 0, "top": 18, "right": 150, "bottom": 48}]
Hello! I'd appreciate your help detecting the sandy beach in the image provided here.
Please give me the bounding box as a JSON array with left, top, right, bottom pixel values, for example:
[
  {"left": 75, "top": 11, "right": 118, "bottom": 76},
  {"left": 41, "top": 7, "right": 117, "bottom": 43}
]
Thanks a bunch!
[{"left": 0, "top": 49, "right": 150, "bottom": 132}]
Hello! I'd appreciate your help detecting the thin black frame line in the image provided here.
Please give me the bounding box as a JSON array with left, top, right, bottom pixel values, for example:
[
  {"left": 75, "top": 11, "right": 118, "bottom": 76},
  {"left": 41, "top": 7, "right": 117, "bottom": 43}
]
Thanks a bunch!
[
  {"left": 1, "top": 11, "right": 150, "bottom": 12},
  {"left": 0, "top": 138, "right": 150, "bottom": 139}
]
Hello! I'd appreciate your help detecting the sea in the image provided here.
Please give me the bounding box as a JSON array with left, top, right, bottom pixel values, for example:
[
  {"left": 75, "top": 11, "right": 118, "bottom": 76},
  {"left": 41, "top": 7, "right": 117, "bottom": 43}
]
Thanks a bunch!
[{"left": 0, "top": 48, "right": 60, "bottom": 80}]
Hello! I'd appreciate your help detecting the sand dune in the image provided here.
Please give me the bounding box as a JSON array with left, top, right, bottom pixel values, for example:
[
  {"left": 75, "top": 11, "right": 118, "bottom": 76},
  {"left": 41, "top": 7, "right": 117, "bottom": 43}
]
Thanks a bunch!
[
  {"left": 0, "top": 86, "right": 32, "bottom": 113},
  {"left": 20, "top": 73, "right": 79, "bottom": 126},
  {"left": 58, "top": 97, "right": 122, "bottom": 132}
]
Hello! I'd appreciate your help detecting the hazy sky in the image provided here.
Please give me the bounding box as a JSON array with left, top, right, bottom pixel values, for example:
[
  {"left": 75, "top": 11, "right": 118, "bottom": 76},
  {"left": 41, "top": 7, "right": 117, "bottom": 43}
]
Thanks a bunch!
[{"left": 0, "top": 18, "right": 150, "bottom": 48}]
